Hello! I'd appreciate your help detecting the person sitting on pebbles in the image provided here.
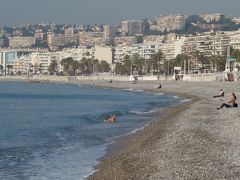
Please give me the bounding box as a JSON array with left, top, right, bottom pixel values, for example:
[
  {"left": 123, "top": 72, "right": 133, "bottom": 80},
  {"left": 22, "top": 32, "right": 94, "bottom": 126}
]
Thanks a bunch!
[
  {"left": 217, "top": 91, "right": 237, "bottom": 110},
  {"left": 104, "top": 114, "right": 117, "bottom": 123}
]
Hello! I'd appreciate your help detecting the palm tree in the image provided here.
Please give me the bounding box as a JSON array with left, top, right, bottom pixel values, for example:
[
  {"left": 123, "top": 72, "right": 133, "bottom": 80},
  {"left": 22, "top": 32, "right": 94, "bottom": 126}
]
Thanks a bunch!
[
  {"left": 6, "top": 64, "right": 13, "bottom": 75},
  {"left": 60, "top": 57, "right": 74, "bottom": 75},
  {"left": 150, "top": 50, "right": 165, "bottom": 74},
  {"left": 0, "top": 65, "right": 4, "bottom": 75},
  {"left": 72, "top": 60, "right": 80, "bottom": 76},
  {"left": 98, "top": 60, "right": 110, "bottom": 73},
  {"left": 48, "top": 60, "right": 58, "bottom": 74}
]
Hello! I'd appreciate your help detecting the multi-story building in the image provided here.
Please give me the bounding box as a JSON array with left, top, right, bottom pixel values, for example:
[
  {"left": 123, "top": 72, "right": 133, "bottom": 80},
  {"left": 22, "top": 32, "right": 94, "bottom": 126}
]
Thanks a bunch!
[
  {"left": 0, "top": 50, "right": 18, "bottom": 72},
  {"left": 64, "top": 27, "right": 75, "bottom": 35},
  {"left": 104, "top": 25, "right": 117, "bottom": 45},
  {"left": 182, "top": 32, "right": 230, "bottom": 57},
  {"left": 114, "top": 45, "right": 138, "bottom": 63},
  {"left": 143, "top": 35, "right": 165, "bottom": 45},
  {"left": 114, "top": 36, "right": 137, "bottom": 46},
  {"left": 79, "top": 31, "right": 105, "bottom": 47},
  {"left": 200, "top": 13, "right": 224, "bottom": 23},
  {"left": 0, "top": 38, "right": 4, "bottom": 47},
  {"left": 121, "top": 20, "right": 145, "bottom": 36},
  {"left": 94, "top": 46, "right": 113, "bottom": 65},
  {"left": 232, "top": 17, "right": 240, "bottom": 24},
  {"left": 152, "top": 15, "right": 185, "bottom": 32},
  {"left": 8, "top": 36, "right": 36, "bottom": 48},
  {"left": 13, "top": 55, "right": 31, "bottom": 74},
  {"left": 47, "top": 31, "right": 78, "bottom": 50},
  {"left": 34, "top": 29, "right": 44, "bottom": 40}
]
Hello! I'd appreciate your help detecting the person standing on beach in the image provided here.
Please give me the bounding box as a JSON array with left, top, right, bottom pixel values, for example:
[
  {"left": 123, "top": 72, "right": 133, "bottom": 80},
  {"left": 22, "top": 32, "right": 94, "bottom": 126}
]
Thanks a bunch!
[{"left": 217, "top": 91, "right": 237, "bottom": 110}]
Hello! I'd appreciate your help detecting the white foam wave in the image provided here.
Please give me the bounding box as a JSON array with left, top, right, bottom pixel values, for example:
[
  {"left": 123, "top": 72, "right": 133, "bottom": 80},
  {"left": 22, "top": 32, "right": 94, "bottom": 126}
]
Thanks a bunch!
[
  {"left": 129, "top": 109, "right": 159, "bottom": 115},
  {"left": 179, "top": 99, "right": 191, "bottom": 103}
]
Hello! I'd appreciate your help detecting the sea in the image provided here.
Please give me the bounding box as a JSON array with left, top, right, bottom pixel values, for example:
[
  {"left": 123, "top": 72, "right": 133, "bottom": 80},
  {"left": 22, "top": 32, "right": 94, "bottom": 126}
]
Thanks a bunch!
[{"left": 0, "top": 81, "right": 182, "bottom": 180}]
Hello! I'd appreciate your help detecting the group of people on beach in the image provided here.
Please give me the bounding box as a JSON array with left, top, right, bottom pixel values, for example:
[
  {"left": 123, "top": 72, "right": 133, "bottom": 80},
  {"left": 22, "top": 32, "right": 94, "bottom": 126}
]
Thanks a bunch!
[{"left": 213, "top": 89, "right": 238, "bottom": 110}]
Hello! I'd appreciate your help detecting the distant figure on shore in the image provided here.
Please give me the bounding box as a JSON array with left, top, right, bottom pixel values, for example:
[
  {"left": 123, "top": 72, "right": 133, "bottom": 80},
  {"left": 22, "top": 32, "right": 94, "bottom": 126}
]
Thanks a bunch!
[
  {"left": 213, "top": 89, "right": 224, "bottom": 98},
  {"left": 104, "top": 114, "right": 117, "bottom": 123},
  {"left": 217, "top": 91, "right": 237, "bottom": 110},
  {"left": 157, "top": 84, "right": 162, "bottom": 89}
]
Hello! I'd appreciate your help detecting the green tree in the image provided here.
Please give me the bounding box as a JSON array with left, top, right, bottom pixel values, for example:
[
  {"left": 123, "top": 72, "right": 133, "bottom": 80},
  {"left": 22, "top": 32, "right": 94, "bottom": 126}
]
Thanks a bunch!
[
  {"left": 72, "top": 60, "right": 80, "bottom": 76},
  {"left": 150, "top": 50, "right": 165, "bottom": 74},
  {"left": 98, "top": 60, "right": 110, "bottom": 73},
  {"left": 60, "top": 57, "right": 75, "bottom": 75},
  {"left": 131, "top": 53, "right": 145, "bottom": 75},
  {"left": 6, "top": 64, "right": 13, "bottom": 75},
  {"left": 48, "top": 60, "right": 58, "bottom": 74},
  {"left": 0, "top": 65, "right": 4, "bottom": 75}
]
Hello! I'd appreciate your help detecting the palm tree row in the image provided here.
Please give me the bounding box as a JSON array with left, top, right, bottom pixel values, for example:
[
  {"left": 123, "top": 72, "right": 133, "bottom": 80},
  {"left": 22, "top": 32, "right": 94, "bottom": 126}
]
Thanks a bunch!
[{"left": 49, "top": 57, "right": 111, "bottom": 76}]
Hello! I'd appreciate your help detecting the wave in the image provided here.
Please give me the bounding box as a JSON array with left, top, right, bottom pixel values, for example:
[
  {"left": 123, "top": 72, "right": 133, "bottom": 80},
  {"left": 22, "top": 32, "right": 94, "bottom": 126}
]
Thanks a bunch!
[
  {"left": 179, "top": 99, "right": 192, "bottom": 103},
  {"left": 129, "top": 109, "right": 159, "bottom": 115},
  {"left": 123, "top": 88, "right": 144, "bottom": 93}
]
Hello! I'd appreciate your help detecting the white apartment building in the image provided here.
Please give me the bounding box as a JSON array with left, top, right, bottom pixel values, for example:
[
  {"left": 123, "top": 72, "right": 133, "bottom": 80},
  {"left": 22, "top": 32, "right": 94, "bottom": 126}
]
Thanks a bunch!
[
  {"left": 94, "top": 46, "right": 113, "bottom": 65},
  {"left": 229, "top": 30, "right": 240, "bottom": 50},
  {"left": 8, "top": 36, "right": 36, "bottom": 48},
  {"left": 13, "top": 55, "right": 31, "bottom": 74},
  {"left": 114, "top": 45, "right": 138, "bottom": 63},
  {"left": 0, "top": 50, "right": 17, "bottom": 73},
  {"left": 30, "top": 52, "right": 51, "bottom": 73},
  {"left": 182, "top": 32, "right": 230, "bottom": 57}
]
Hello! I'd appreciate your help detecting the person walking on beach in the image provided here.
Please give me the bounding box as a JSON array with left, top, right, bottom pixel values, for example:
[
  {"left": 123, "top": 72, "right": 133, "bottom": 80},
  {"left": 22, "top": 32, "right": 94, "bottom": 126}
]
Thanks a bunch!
[
  {"left": 217, "top": 91, "right": 237, "bottom": 110},
  {"left": 213, "top": 89, "right": 224, "bottom": 98}
]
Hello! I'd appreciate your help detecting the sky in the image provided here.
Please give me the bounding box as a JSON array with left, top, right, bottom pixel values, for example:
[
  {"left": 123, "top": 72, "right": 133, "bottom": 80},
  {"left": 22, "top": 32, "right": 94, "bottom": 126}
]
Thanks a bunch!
[{"left": 0, "top": 0, "right": 239, "bottom": 26}]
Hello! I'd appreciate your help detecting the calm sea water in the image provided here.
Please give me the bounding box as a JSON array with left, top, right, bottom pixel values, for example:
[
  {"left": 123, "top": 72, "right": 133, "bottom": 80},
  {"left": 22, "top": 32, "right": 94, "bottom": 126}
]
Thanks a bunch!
[{"left": 0, "top": 81, "right": 181, "bottom": 180}]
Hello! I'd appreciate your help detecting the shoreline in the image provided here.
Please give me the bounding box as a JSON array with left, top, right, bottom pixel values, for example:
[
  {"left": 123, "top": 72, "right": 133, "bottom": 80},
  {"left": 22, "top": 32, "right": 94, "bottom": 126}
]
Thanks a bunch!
[
  {"left": 1, "top": 76, "right": 240, "bottom": 179},
  {"left": 86, "top": 81, "right": 199, "bottom": 180},
  {"left": 85, "top": 80, "right": 240, "bottom": 179}
]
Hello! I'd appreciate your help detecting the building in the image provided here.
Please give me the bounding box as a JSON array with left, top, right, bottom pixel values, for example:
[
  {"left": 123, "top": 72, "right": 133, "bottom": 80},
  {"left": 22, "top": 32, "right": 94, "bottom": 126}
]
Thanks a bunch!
[
  {"left": 232, "top": 17, "right": 240, "bottom": 24},
  {"left": 200, "top": 13, "right": 224, "bottom": 23},
  {"left": 229, "top": 30, "right": 240, "bottom": 50},
  {"left": 121, "top": 20, "right": 145, "bottom": 36},
  {"left": 94, "top": 46, "right": 113, "bottom": 65},
  {"left": 182, "top": 32, "right": 230, "bottom": 57},
  {"left": 79, "top": 31, "right": 105, "bottom": 47},
  {"left": 104, "top": 25, "right": 117, "bottom": 45},
  {"left": 114, "top": 45, "right": 138, "bottom": 63},
  {"left": 114, "top": 36, "right": 137, "bottom": 46},
  {"left": 152, "top": 15, "right": 185, "bottom": 32},
  {"left": 47, "top": 31, "right": 78, "bottom": 50},
  {"left": 8, "top": 36, "right": 36, "bottom": 48},
  {"left": 143, "top": 35, "right": 165, "bottom": 45}
]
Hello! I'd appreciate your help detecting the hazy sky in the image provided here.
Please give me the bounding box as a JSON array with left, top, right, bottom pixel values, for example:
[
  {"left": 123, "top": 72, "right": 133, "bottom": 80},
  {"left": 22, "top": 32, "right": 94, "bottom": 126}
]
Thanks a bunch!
[{"left": 0, "top": 0, "right": 239, "bottom": 26}]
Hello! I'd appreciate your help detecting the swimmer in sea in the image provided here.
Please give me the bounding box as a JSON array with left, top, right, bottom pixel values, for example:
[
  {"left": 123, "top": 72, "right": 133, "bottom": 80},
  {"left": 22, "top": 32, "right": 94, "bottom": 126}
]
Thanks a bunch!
[{"left": 104, "top": 114, "right": 117, "bottom": 123}]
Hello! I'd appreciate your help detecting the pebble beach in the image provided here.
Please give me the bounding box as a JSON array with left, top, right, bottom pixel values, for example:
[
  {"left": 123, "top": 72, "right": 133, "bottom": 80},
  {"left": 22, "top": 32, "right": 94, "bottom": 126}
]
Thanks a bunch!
[{"left": 86, "top": 80, "right": 240, "bottom": 179}]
